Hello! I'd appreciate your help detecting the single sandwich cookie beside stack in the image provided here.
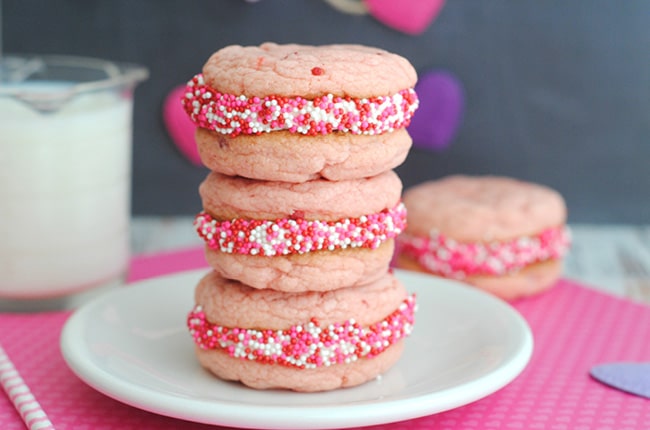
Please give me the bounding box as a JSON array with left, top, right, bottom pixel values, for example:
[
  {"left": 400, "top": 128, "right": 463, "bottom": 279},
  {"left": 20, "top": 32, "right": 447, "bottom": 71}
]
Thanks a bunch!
[{"left": 397, "top": 175, "right": 571, "bottom": 301}]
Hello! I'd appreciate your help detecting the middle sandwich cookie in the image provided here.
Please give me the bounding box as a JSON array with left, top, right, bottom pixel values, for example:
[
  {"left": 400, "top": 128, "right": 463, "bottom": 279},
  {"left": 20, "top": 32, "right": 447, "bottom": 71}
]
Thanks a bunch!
[{"left": 195, "top": 170, "right": 406, "bottom": 292}]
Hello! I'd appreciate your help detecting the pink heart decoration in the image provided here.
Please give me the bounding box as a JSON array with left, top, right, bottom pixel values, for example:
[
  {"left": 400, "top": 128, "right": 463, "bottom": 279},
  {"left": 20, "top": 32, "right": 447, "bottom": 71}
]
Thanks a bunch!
[
  {"left": 590, "top": 362, "right": 650, "bottom": 399},
  {"left": 363, "top": 0, "right": 445, "bottom": 35},
  {"left": 163, "top": 85, "right": 202, "bottom": 166},
  {"left": 407, "top": 70, "right": 464, "bottom": 151}
]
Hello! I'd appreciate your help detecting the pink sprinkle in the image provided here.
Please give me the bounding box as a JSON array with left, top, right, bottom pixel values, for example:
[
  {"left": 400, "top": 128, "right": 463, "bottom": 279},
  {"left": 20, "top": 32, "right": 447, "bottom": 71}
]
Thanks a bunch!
[
  {"left": 182, "top": 74, "right": 419, "bottom": 137},
  {"left": 399, "top": 226, "right": 572, "bottom": 278},
  {"left": 194, "top": 202, "right": 407, "bottom": 257}
]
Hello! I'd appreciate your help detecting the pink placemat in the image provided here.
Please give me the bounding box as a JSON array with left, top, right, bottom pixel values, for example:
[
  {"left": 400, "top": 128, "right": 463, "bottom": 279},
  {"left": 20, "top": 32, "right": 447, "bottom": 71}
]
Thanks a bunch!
[{"left": 1, "top": 246, "right": 649, "bottom": 430}]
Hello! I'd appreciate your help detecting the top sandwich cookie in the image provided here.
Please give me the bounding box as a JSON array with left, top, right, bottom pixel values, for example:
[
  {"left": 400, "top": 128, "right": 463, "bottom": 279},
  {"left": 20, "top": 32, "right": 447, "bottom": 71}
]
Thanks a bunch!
[{"left": 182, "top": 42, "right": 419, "bottom": 182}]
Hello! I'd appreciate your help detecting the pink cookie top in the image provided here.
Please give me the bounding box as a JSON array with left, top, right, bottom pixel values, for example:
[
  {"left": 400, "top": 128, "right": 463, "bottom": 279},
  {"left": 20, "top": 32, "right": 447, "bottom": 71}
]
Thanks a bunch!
[
  {"left": 183, "top": 74, "right": 418, "bottom": 137},
  {"left": 195, "top": 202, "right": 407, "bottom": 256},
  {"left": 201, "top": 43, "right": 418, "bottom": 98},
  {"left": 403, "top": 175, "right": 568, "bottom": 242},
  {"left": 399, "top": 226, "right": 572, "bottom": 278},
  {"left": 187, "top": 294, "right": 416, "bottom": 369}
]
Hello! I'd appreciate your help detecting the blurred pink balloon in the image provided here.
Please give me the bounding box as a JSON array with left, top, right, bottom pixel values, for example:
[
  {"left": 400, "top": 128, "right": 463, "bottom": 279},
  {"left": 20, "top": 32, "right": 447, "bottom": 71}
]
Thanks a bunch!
[
  {"left": 364, "top": 0, "right": 445, "bottom": 35},
  {"left": 163, "top": 85, "right": 202, "bottom": 166}
]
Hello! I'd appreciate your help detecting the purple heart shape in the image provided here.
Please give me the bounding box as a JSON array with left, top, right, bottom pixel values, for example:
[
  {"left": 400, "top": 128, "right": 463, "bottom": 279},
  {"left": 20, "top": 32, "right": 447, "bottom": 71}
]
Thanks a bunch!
[
  {"left": 407, "top": 70, "right": 464, "bottom": 151},
  {"left": 590, "top": 362, "right": 650, "bottom": 399}
]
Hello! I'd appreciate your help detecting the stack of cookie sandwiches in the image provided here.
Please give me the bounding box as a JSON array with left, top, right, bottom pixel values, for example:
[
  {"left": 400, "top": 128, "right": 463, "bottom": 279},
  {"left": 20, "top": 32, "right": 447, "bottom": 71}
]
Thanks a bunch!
[{"left": 181, "top": 42, "right": 420, "bottom": 392}]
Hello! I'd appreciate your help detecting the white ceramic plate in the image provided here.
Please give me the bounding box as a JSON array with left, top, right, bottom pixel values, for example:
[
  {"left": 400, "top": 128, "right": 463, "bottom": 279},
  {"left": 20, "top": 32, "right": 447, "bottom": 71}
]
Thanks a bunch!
[{"left": 61, "top": 269, "right": 533, "bottom": 429}]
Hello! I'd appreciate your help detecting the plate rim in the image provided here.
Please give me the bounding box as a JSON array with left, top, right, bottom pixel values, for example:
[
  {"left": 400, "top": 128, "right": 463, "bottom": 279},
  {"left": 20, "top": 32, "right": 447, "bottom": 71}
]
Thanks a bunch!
[{"left": 60, "top": 268, "right": 533, "bottom": 429}]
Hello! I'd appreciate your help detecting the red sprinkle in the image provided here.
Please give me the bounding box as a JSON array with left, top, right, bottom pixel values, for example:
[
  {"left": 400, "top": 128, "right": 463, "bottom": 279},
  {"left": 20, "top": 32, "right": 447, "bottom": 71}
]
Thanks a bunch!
[{"left": 311, "top": 66, "right": 324, "bottom": 76}]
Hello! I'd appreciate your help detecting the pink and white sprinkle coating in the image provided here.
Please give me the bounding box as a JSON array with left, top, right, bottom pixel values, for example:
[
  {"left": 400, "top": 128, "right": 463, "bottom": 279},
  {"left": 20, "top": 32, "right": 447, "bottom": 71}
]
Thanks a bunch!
[
  {"left": 399, "top": 226, "right": 571, "bottom": 278},
  {"left": 182, "top": 74, "right": 419, "bottom": 137},
  {"left": 187, "top": 295, "right": 416, "bottom": 369},
  {"left": 194, "top": 202, "right": 407, "bottom": 256}
]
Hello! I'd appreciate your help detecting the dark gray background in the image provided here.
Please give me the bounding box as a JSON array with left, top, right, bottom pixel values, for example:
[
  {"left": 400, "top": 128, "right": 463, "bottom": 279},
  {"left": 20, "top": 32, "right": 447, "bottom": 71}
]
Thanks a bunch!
[{"left": 4, "top": 0, "right": 649, "bottom": 223}]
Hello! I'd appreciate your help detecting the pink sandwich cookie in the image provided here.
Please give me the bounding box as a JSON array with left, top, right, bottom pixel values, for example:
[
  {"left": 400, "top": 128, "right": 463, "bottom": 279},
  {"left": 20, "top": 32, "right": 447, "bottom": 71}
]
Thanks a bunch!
[
  {"left": 188, "top": 270, "right": 416, "bottom": 392},
  {"left": 196, "top": 170, "right": 406, "bottom": 292},
  {"left": 396, "top": 175, "right": 571, "bottom": 300},
  {"left": 183, "top": 42, "right": 418, "bottom": 182}
]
